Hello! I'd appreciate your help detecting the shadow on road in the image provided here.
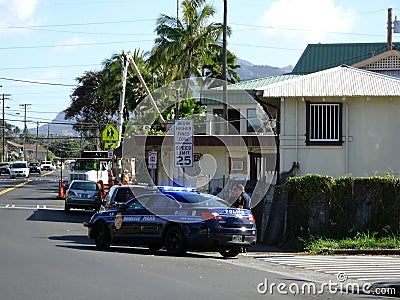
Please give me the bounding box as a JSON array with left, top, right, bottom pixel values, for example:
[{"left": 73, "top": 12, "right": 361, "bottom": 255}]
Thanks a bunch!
[
  {"left": 51, "top": 237, "right": 224, "bottom": 259},
  {"left": 27, "top": 209, "right": 94, "bottom": 223}
]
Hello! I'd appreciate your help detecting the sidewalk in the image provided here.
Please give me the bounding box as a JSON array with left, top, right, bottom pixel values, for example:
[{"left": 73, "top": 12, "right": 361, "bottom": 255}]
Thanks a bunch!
[{"left": 247, "top": 243, "right": 400, "bottom": 255}]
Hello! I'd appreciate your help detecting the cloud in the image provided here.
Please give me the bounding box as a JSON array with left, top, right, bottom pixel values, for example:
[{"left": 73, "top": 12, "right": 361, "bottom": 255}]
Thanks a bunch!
[
  {"left": 0, "top": 0, "right": 38, "bottom": 21},
  {"left": 259, "top": 0, "right": 356, "bottom": 47}
]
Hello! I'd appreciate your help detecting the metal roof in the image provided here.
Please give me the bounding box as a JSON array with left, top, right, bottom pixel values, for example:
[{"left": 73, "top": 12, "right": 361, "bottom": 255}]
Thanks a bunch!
[
  {"left": 202, "top": 74, "right": 301, "bottom": 105},
  {"left": 220, "top": 74, "right": 301, "bottom": 90},
  {"left": 256, "top": 65, "right": 400, "bottom": 98},
  {"left": 292, "top": 43, "right": 400, "bottom": 74}
]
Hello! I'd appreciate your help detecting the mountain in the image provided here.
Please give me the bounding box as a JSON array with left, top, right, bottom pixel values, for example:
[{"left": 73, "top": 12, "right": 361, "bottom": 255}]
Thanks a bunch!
[
  {"left": 29, "top": 111, "right": 78, "bottom": 137},
  {"left": 236, "top": 58, "right": 293, "bottom": 81}
]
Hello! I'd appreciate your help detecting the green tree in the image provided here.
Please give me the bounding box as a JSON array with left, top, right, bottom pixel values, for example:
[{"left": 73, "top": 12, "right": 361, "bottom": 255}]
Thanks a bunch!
[
  {"left": 49, "top": 139, "right": 81, "bottom": 158},
  {"left": 64, "top": 70, "right": 113, "bottom": 147},
  {"left": 150, "top": 0, "right": 236, "bottom": 86}
]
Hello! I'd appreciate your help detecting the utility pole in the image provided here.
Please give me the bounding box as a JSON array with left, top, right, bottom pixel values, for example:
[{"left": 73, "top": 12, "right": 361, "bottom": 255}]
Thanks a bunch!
[
  {"left": 388, "top": 8, "right": 393, "bottom": 50},
  {"left": 2, "top": 93, "right": 11, "bottom": 162},
  {"left": 47, "top": 123, "right": 50, "bottom": 160},
  {"left": 19, "top": 103, "right": 31, "bottom": 161},
  {"left": 36, "top": 121, "right": 39, "bottom": 161},
  {"left": 222, "top": 0, "right": 228, "bottom": 134}
]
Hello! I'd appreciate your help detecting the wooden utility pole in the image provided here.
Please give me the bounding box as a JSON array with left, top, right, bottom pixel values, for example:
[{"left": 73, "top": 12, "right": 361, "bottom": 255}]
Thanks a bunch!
[
  {"left": 19, "top": 103, "right": 31, "bottom": 161},
  {"left": 388, "top": 8, "right": 393, "bottom": 50},
  {"left": 222, "top": 0, "right": 228, "bottom": 134},
  {"left": 36, "top": 122, "right": 39, "bottom": 161}
]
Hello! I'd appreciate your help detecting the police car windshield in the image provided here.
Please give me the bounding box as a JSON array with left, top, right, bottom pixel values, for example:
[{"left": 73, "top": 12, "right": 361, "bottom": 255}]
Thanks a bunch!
[{"left": 165, "top": 192, "right": 228, "bottom": 208}]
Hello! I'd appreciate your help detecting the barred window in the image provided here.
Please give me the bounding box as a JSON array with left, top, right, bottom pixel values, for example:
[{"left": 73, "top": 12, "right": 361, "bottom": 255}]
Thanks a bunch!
[{"left": 306, "top": 102, "right": 342, "bottom": 145}]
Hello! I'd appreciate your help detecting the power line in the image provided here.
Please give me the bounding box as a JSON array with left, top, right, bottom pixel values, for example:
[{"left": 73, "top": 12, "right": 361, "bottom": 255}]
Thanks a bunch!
[{"left": 0, "top": 77, "right": 76, "bottom": 87}]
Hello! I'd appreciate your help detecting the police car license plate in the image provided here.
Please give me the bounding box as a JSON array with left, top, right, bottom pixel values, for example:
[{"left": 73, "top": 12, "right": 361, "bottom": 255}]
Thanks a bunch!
[{"left": 232, "top": 235, "right": 242, "bottom": 242}]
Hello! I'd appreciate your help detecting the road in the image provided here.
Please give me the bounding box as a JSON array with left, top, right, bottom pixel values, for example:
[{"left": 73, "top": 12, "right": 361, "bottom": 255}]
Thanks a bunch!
[{"left": 0, "top": 170, "right": 396, "bottom": 299}]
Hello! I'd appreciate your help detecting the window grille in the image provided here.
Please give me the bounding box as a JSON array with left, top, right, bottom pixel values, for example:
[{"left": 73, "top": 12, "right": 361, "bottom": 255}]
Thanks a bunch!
[{"left": 307, "top": 103, "right": 342, "bottom": 143}]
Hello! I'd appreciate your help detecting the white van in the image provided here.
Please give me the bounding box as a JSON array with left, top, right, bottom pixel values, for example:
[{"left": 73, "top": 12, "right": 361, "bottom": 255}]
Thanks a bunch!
[
  {"left": 40, "top": 161, "right": 53, "bottom": 171},
  {"left": 10, "top": 161, "right": 30, "bottom": 179}
]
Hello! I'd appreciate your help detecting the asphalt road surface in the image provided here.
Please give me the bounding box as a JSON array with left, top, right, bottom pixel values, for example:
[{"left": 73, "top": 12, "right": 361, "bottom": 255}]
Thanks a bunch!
[{"left": 0, "top": 170, "right": 391, "bottom": 299}]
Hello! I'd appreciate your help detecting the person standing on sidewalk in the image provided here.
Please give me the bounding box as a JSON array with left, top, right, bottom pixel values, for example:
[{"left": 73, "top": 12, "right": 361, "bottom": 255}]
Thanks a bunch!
[{"left": 232, "top": 184, "right": 251, "bottom": 209}]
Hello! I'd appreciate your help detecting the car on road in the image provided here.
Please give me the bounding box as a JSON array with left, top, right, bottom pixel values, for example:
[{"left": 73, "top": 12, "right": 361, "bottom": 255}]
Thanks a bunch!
[
  {"left": 9, "top": 161, "right": 30, "bottom": 179},
  {"left": 0, "top": 162, "right": 10, "bottom": 175},
  {"left": 64, "top": 180, "right": 102, "bottom": 213},
  {"left": 40, "top": 161, "right": 53, "bottom": 171},
  {"left": 29, "top": 162, "right": 41, "bottom": 174},
  {"left": 85, "top": 186, "right": 257, "bottom": 257}
]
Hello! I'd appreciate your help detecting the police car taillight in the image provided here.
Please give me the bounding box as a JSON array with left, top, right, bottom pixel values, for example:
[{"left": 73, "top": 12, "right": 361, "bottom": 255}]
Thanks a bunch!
[
  {"left": 248, "top": 214, "right": 255, "bottom": 223},
  {"left": 202, "top": 211, "right": 224, "bottom": 221}
]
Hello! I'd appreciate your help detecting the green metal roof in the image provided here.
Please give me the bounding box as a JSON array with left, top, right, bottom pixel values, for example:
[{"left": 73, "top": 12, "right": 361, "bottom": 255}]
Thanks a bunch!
[
  {"left": 292, "top": 42, "right": 400, "bottom": 75},
  {"left": 202, "top": 74, "right": 301, "bottom": 105},
  {"left": 209, "top": 74, "right": 300, "bottom": 91}
]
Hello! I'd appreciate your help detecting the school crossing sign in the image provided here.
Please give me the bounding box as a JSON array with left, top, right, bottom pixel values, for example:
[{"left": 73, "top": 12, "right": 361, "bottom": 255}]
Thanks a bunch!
[
  {"left": 174, "top": 119, "right": 193, "bottom": 168},
  {"left": 102, "top": 124, "right": 119, "bottom": 149}
]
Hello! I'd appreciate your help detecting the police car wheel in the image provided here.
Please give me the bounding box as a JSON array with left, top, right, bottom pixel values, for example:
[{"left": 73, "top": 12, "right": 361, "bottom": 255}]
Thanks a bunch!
[
  {"left": 219, "top": 247, "right": 241, "bottom": 258},
  {"left": 95, "top": 222, "right": 111, "bottom": 250},
  {"left": 164, "top": 226, "right": 186, "bottom": 256}
]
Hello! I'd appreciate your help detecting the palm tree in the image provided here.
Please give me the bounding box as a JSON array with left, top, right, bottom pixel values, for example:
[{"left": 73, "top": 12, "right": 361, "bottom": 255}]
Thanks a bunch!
[{"left": 149, "top": 0, "right": 234, "bottom": 89}]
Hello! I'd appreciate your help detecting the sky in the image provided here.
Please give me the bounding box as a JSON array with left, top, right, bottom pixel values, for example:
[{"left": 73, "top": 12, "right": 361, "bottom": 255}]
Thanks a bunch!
[{"left": 0, "top": 0, "right": 399, "bottom": 131}]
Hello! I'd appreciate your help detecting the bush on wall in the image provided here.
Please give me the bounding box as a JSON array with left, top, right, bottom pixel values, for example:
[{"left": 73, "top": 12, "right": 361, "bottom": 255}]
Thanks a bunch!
[{"left": 276, "top": 175, "right": 400, "bottom": 241}]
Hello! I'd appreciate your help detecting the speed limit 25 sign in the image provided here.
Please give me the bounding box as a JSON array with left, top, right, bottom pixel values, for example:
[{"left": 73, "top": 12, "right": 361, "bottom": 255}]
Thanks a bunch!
[{"left": 174, "top": 119, "right": 193, "bottom": 168}]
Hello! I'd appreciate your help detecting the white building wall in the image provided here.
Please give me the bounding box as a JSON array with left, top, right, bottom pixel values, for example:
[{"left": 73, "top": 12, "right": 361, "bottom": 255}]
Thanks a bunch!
[{"left": 281, "top": 96, "right": 400, "bottom": 178}]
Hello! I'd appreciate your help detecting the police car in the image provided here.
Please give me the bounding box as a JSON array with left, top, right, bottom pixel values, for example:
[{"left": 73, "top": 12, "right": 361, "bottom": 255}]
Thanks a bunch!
[{"left": 84, "top": 186, "right": 257, "bottom": 257}]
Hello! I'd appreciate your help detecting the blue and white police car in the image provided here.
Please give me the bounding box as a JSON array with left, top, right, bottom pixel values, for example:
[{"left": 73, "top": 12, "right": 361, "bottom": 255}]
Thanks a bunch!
[{"left": 84, "top": 186, "right": 256, "bottom": 257}]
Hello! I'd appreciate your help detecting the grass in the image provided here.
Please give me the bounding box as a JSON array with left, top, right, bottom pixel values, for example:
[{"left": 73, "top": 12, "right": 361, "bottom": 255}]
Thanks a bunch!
[{"left": 304, "top": 232, "right": 400, "bottom": 254}]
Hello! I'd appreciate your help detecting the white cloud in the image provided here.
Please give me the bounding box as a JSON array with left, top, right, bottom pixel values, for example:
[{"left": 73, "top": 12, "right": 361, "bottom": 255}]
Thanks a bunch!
[
  {"left": 0, "top": 0, "right": 38, "bottom": 21},
  {"left": 259, "top": 0, "right": 356, "bottom": 48}
]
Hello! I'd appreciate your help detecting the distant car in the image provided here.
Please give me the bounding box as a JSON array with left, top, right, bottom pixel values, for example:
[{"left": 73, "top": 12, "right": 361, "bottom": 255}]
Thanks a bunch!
[
  {"left": 29, "top": 162, "right": 41, "bottom": 174},
  {"left": 0, "top": 162, "right": 10, "bottom": 175},
  {"left": 85, "top": 186, "right": 257, "bottom": 257},
  {"left": 64, "top": 180, "right": 102, "bottom": 213},
  {"left": 40, "top": 161, "right": 53, "bottom": 171},
  {"left": 10, "top": 161, "right": 30, "bottom": 179}
]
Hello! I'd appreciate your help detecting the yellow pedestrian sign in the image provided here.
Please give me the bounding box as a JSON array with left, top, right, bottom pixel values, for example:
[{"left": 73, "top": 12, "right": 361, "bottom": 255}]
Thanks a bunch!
[
  {"left": 104, "top": 141, "right": 117, "bottom": 149},
  {"left": 102, "top": 124, "right": 119, "bottom": 142}
]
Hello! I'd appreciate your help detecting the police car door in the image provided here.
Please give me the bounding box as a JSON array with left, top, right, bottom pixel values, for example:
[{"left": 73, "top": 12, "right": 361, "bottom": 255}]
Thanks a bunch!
[
  {"left": 117, "top": 198, "right": 146, "bottom": 238},
  {"left": 135, "top": 194, "right": 163, "bottom": 236}
]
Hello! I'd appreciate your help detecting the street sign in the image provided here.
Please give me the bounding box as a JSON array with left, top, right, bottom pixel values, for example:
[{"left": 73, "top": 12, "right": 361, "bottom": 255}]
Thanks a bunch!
[
  {"left": 107, "top": 149, "right": 114, "bottom": 159},
  {"left": 148, "top": 150, "right": 157, "bottom": 170},
  {"left": 104, "top": 141, "right": 117, "bottom": 149},
  {"left": 102, "top": 124, "right": 119, "bottom": 142},
  {"left": 174, "top": 144, "right": 193, "bottom": 167},
  {"left": 174, "top": 119, "right": 193, "bottom": 168},
  {"left": 174, "top": 119, "right": 193, "bottom": 144}
]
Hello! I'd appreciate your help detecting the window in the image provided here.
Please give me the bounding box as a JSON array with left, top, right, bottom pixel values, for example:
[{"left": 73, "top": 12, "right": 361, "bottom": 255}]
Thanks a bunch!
[
  {"left": 247, "top": 109, "right": 263, "bottom": 133},
  {"left": 306, "top": 102, "right": 342, "bottom": 145}
]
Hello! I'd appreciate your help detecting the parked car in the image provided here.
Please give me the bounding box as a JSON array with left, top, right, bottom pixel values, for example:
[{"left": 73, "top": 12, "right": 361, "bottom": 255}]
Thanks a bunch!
[
  {"left": 64, "top": 180, "right": 102, "bottom": 213},
  {"left": 29, "top": 162, "right": 41, "bottom": 174},
  {"left": 85, "top": 186, "right": 257, "bottom": 257},
  {"left": 10, "top": 161, "right": 30, "bottom": 179},
  {"left": 40, "top": 161, "right": 53, "bottom": 171},
  {"left": 0, "top": 162, "right": 10, "bottom": 175}
]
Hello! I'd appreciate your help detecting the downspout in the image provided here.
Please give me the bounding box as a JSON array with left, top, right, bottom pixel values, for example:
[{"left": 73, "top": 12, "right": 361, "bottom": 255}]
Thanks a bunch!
[
  {"left": 295, "top": 98, "right": 298, "bottom": 165},
  {"left": 345, "top": 103, "right": 349, "bottom": 174}
]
